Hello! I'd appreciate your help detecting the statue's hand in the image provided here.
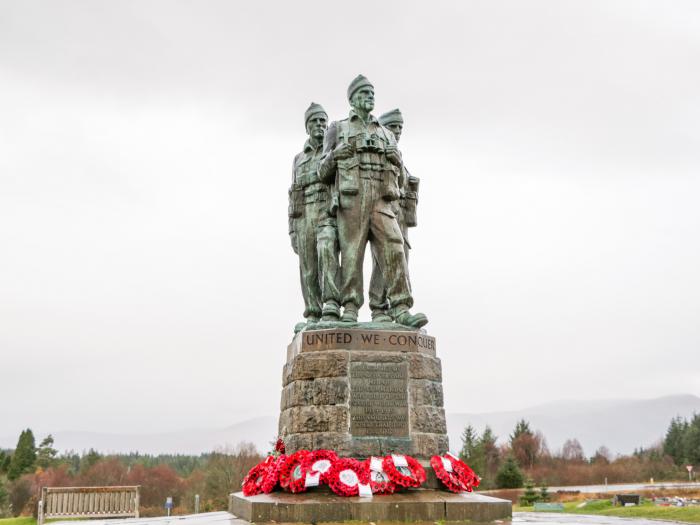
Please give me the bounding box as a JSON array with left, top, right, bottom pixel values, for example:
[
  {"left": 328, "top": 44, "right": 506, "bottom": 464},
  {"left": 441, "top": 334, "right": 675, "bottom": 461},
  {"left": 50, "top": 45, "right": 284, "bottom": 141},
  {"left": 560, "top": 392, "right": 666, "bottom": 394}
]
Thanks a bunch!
[
  {"left": 333, "top": 142, "right": 354, "bottom": 161},
  {"left": 290, "top": 232, "right": 299, "bottom": 255},
  {"left": 385, "top": 145, "right": 401, "bottom": 166}
]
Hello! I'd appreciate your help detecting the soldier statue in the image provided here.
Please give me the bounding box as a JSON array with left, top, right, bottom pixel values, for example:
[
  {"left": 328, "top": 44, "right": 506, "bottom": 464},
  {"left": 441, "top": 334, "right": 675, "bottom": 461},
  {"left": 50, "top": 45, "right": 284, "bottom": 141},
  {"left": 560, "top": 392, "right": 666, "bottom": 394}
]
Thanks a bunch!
[
  {"left": 368, "top": 108, "right": 420, "bottom": 323},
  {"left": 288, "top": 103, "right": 341, "bottom": 332},
  {"left": 318, "top": 75, "right": 428, "bottom": 329}
]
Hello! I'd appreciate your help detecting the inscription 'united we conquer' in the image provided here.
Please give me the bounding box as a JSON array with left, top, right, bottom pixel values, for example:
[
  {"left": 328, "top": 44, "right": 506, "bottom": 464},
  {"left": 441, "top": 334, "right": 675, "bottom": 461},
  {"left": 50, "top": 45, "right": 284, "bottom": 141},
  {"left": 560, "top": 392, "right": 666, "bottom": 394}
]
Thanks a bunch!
[
  {"left": 349, "top": 362, "right": 409, "bottom": 438},
  {"left": 301, "top": 329, "right": 436, "bottom": 353}
]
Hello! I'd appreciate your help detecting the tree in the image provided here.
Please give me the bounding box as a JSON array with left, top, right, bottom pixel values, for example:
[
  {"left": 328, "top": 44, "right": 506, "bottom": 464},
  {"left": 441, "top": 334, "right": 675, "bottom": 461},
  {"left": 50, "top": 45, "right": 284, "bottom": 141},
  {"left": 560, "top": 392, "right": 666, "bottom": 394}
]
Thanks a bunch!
[
  {"left": 0, "top": 451, "right": 9, "bottom": 475},
  {"left": 539, "top": 485, "right": 550, "bottom": 502},
  {"left": 682, "top": 414, "right": 700, "bottom": 464},
  {"left": 510, "top": 420, "right": 541, "bottom": 470},
  {"left": 36, "top": 435, "right": 58, "bottom": 469},
  {"left": 495, "top": 455, "right": 523, "bottom": 488},
  {"left": 561, "top": 438, "right": 585, "bottom": 461},
  {"left": 663, "top": 417, "right": 687, "bottom": 465},
  {"left": 80, "top": 449, "right": 102, "bottom": 472},
  {"left": 591, "top": 446, "right": 611, "bottom": 464},
  {"left": 459, "top": 425, "right": 478, "bottom": 463},
  {"left": 510, "top": 419, "right": 533, "bottom": 441},
  {"left": 7, "top": 429, "right": 36, "bottom": 481},
  {"left": 519, "top": 478, "right": 539, "bottom": 506}
]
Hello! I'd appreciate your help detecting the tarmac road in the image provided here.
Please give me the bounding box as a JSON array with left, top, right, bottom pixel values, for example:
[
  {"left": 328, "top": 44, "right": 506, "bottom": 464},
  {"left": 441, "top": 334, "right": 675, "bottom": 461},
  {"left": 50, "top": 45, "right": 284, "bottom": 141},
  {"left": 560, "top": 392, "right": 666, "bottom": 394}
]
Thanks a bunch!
[{"left": 515, "top": 511, "right": 691, "bottom": 525}]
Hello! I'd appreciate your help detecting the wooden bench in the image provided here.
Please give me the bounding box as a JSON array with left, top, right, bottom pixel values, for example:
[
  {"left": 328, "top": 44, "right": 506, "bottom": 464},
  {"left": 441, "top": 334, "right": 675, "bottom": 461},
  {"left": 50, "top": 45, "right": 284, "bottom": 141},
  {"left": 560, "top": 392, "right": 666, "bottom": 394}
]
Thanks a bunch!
[
  {"left": 533, "top": 502, "right": 564, "bottom": 512},
  {"left": 38, "top": 486, "right": 140, "bottom": 525}
]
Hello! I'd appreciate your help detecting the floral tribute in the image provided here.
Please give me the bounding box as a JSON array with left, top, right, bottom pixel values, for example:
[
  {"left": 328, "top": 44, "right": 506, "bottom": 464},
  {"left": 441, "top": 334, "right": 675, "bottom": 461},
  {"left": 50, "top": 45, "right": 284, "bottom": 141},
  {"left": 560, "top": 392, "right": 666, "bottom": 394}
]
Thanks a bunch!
[
  {"left": 382, "top": 454, "right": 426, "bottom": 488},
  {"left": 278, "top": 449, "right": 310, "bottom": 493},
  {"left": 241, "top": 445, "right": 480, "bottom": 498},
  {"left": 430, "top": 453, "right": 481, "bottom": 493},
  {"left": 302, "top": 449, "right": 339, "bottom": 484},
  {"left": 363, "top": 456, "right": 396, "bottom": 494},
  {"left": 327, "top": 458, "right": 370, "bottom": 497},
  {"left": 242, "top": 455, "right": 280, "bottom": 496}
]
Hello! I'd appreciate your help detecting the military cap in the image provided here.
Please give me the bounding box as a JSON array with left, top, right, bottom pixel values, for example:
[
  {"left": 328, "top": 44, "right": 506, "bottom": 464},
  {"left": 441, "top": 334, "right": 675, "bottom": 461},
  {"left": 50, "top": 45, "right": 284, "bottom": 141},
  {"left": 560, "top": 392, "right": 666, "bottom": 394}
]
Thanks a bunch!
[
  {"left": 347, "top": 74, "right": 374, "bottom": 101},
  {"left": 379, "top": 108, "right": 404, "bottom": 126},
  {"left": 304, "top": 102, "right": 328, "bottom": 128}
]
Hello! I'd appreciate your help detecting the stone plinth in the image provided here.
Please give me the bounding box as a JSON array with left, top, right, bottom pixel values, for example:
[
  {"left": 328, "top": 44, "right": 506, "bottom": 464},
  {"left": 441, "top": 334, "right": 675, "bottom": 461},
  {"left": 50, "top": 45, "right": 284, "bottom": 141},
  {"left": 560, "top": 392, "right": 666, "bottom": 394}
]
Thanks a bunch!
[
  {"left": 278, "top": 327, "right": 447, "bottom": 460},
  {"left": 229, "top": 490, "right": 512, "bottom": 524}
]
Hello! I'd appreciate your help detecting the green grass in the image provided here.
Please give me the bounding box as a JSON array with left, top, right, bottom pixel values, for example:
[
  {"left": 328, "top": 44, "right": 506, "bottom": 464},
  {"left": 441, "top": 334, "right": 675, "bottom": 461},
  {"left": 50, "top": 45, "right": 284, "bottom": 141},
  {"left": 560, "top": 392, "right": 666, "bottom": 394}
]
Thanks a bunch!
[
  {"left": 515, "top": 499, "right": 700, "bottom": 524},
  {"left": 0, "top": 518, "right": 36, "bottom": 525}
]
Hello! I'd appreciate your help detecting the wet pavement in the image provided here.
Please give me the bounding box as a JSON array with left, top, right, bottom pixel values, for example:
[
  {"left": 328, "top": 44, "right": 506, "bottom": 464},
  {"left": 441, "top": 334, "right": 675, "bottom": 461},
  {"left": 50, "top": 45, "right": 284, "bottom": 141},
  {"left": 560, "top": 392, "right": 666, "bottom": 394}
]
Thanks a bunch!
[{"left": 515, "top": 511, "right": 690, "bottom": 525}]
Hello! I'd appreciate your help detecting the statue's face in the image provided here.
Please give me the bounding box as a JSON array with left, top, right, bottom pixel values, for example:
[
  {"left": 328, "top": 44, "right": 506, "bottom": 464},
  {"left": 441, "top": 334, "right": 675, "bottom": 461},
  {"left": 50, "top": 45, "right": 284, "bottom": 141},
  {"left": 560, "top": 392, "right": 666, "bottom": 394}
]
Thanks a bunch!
[
  {"left": 386, "top": 122, "right": 403, "bottom": 143},
  {"left": 306, "top": 115, "right": 327, "bottom": 141},
  {"left": 351, "top": 87, "right": 375, "bottom": 113}
]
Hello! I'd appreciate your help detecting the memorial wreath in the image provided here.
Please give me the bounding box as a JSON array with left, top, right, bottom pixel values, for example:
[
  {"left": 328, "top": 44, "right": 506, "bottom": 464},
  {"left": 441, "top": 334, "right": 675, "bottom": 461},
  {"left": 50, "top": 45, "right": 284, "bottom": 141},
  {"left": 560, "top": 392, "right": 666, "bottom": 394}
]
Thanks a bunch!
[
  {"left": 301, "top": 449, "right": 338, "bottom": 484},
  {"left": 327, "top": 458, "right": 370, "bottom": 497},
  {"left": 382, "top": 454, "right": 426, "bottom": 488},
  {"left": 279, "top": 449, "right": 310, "bottom": 493},
  {"left": 364, "top": 456, "right": 396, "bottom": 494}
]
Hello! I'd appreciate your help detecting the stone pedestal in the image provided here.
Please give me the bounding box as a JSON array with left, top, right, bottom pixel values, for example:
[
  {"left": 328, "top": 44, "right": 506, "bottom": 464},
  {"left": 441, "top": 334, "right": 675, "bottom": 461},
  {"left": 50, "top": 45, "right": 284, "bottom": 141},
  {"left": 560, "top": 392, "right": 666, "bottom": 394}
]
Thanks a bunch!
[
  {"left": 230, "top": 490, "right": 512, "bottom": 524},
  {"left": 278, "top": 327, "right": 448, "bottom": 459}
]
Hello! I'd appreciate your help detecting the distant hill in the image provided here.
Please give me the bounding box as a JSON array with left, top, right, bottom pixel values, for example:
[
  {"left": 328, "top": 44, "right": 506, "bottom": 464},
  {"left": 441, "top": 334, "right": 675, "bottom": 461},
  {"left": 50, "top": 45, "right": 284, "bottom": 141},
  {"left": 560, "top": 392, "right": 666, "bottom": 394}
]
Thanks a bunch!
[
  {"left": 3, "top": 394, "right": 697, "bottom": 456},
  {"left": 446, "top": 394, "right": 700, "bottom": 456}
]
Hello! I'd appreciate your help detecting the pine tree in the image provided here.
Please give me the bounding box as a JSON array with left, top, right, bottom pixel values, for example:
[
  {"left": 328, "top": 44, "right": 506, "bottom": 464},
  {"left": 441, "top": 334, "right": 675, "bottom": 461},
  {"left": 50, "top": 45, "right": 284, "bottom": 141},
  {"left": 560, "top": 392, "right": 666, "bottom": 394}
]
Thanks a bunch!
[
  {"left": 80, "top": 449, "right": 102, "bottom": 472},
  {"left": 663, "top": 417, "right": 687, "bottom": 465},
  {"left": 510, "top": 419, "right": 533, "bottom": 442},
  {"left": 495, "top": 455, "right": 524, "bottom": 488},
  {"left": 36, "top": 435, "right": 58, "bottom": 469},
  {"left": 7, "top": 429, "right": 36, "bottom": 481},
  {"left": 519, "top": 478, "right": 539, "bottom": 506},
  {"left": 539, "top": 485, "right": 550, "bottom": 502},
  {"left": 682, "top": 415, "right": 700, "bottom": 464},
  {"left": 459, "top": 425, "right": 478, "bottom": 463}
]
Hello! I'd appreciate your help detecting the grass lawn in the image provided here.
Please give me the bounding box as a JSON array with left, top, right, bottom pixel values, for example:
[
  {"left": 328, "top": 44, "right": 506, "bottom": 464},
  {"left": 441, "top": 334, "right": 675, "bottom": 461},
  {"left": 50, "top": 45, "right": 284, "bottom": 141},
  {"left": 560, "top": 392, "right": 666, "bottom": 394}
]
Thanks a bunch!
[
  {"left": 0, "top": 518, "right": 36, "bottom": 525},
  {"left": 515, "top": 499, "right": 700, "bottom": 523}
]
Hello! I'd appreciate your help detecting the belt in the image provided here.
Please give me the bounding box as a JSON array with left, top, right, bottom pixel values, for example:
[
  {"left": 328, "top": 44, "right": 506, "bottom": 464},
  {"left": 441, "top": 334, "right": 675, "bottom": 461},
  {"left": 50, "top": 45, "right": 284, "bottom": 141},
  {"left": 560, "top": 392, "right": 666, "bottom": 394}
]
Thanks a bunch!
[{"left": 359, "top": 172, "right": 384, "bottom": 181}]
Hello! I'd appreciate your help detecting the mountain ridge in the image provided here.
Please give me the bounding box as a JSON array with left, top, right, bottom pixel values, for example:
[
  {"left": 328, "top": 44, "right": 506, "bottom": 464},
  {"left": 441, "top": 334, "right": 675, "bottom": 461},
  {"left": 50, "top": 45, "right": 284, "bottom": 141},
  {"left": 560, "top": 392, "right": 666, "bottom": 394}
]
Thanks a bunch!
[{"left": 3, "top": 394, "right": 697, "bottom": 456}]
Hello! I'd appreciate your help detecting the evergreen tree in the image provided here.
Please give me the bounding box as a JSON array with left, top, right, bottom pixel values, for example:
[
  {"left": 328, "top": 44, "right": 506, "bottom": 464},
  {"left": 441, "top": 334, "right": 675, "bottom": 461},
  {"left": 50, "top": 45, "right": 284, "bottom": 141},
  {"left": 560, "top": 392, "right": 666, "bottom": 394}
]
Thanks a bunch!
[
  {"left": 495, "top": 455, "right": 524, "bottom": 488},
  {"left": 663, "top": 417, "right": 687, "bottom": 465},
  {"left": 519, "top": 478, "right": 539, "bottom": 506},
  {"left": 80, "top": 449, "right": 102, "bottom": 472},
  {"left": 539, "top": 485, "right": 550, "bottom": 502},
  {"left": 459, "top": 425, "right": 478, "bottom": 463},
  {"left": 682, "top": 415, "right": 700, "bottom": 464},
  {"left": 0, "top": 451, "right": 8, "bottom": 475},
  {"left": 510, "top": 419, "right": 533, "bottom": 441},
  {"left": 7, "top": 429, "right": 36, "bottom": 481},
  {"left": 36, "top": 435, "right": 58, "bottom": 469}
]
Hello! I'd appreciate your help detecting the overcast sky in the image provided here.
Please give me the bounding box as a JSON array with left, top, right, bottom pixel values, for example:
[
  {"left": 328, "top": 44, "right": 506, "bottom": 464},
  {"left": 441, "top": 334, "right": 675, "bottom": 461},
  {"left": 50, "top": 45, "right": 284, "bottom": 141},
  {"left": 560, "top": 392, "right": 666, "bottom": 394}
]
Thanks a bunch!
[{"left": 1, "top": 0, "right": 699, "bottom": 444}]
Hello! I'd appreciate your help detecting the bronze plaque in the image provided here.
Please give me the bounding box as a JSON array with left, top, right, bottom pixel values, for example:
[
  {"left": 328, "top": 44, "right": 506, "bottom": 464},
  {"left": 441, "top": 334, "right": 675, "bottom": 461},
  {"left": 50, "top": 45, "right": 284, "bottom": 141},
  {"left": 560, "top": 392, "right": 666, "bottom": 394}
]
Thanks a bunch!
[{"left": 350, "top": 361, "right": 409, "bottom": 437}]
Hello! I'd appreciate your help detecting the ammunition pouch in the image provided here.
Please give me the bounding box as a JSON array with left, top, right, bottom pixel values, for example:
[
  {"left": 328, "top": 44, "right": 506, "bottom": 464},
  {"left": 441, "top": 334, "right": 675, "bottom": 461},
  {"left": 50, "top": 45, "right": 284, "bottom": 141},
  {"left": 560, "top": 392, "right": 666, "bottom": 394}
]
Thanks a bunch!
[
  {"left": 337, "top": 157, "right": 359, "bottom": 196},
  {"left": 402, "top": 175, "right": 419, "bottom": 227},
  {"left": 381, "top": 164, "right": 401, "bottom": 202},
  {"left": 303, "top": 183, "right": 328, "bottom": 204},
  {"left": 288, "top": 185, "right": 303, "bottom": 219}
]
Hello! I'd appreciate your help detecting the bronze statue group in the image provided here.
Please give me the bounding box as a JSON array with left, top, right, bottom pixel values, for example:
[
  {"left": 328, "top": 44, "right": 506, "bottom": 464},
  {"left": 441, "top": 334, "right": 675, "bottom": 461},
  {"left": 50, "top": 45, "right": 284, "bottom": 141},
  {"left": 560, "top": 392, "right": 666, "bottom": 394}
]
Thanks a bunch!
[{"left": 289, "top": 75, "right": 427, "bottom": 332}]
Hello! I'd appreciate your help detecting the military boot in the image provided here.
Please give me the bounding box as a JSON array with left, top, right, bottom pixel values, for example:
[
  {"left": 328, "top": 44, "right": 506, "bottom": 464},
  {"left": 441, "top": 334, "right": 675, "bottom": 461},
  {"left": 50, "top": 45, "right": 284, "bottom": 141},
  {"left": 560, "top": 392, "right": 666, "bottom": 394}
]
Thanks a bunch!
[
  {"left": 371, "top": 308, "right": 393, "bottom": 323},
  {"left": 321, "top": 301, "right": 341, "bottom": 322},
  {"left": 341, "top": 304, "right": 358, "bottom": 323},
  {"left": 393, "top": 305, "right": 428, "bottom": 329}
]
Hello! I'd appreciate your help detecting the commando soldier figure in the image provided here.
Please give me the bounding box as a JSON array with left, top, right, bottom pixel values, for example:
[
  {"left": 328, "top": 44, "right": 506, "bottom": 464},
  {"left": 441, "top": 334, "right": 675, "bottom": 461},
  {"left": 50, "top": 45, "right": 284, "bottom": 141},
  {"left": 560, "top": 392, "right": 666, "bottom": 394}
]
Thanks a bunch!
[
  {"left": 288, "top": 103, "right": 341, "bottom": 332},
  {"left": 368, "top": 108, "right": 420, "bottom": 322},
  {"left": 318, "top": 75, "right": 427, "bottom": 328}
]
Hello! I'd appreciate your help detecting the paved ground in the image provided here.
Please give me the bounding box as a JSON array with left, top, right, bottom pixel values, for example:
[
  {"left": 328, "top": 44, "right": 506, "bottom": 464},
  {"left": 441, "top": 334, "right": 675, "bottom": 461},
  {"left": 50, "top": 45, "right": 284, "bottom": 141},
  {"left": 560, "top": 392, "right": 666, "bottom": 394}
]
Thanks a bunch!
[
  {"left": 48, "top": 509, "right": 695, "bottom": 525},
  {"left": 515, "top": 511, "right": 691, "bottom": 525},
  {"left": 547, "top": 482, "right": 700, "bottom": 494}
]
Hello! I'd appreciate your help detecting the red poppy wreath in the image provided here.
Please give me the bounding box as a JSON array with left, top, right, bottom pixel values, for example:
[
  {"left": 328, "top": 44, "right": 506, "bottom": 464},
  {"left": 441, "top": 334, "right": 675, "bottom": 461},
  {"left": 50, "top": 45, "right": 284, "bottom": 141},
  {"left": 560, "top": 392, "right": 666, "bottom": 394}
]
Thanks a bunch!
[
  {"left": 279, "top": 450, "right": 310, "bottom": 493},
  {"left": 301, "top": 449, "right": 338, "bottom": 484},
  {"left": 382, "top": 454, "right": 426, "bottom": 488},
  {"left": 242, "top": 456, "right": 277, "bottom": 496},
  {"left": 363, "top": 456, "right": 396, "bottom": 495},
  {"left": 328, "top": 458, "right": 370, "bottom": 497}
]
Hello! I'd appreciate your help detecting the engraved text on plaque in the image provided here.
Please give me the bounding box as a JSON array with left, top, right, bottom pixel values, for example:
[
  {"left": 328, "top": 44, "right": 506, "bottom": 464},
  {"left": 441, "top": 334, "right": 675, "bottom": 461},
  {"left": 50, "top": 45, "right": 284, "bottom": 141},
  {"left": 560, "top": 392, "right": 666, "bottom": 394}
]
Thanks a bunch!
[{"left": 350, "top": 361, "right": 409, "bottom": 437}]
